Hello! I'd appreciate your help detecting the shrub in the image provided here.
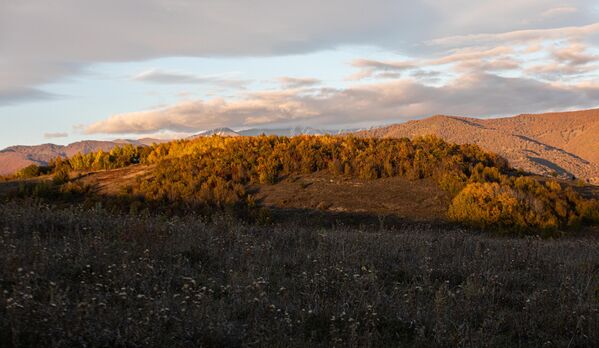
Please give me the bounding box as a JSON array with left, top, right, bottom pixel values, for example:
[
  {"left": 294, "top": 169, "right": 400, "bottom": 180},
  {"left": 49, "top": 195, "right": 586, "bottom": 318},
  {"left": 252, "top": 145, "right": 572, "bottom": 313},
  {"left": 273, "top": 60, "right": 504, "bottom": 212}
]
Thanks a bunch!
[
  {"left": 448, "top": 179, "right": 593, "bottom": 233},
  {"left": 16, "top": 164, "right": 41, "bottom": 179},
  {"left": 52, "top": 167, "right": 70, "bottom": 185},
  {"left": 436, "top": 172, "right": 467, "bottom": 197},
  {"left": 448, "top": 182, "right": 519, "bottom": 229}
]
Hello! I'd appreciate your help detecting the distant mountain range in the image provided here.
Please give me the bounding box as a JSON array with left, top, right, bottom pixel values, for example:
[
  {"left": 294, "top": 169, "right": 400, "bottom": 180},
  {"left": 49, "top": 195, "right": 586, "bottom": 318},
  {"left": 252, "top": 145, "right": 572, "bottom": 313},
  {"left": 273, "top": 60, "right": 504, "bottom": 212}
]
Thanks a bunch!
[
  {"left": 189, "top": 126, "right": 354, "bottom": 138},
  {"left": 0, "top": 138, "right": 167, "bottom": 175},
  {"left": 356, "top": 108, "right": 599, "bottom": 184}
]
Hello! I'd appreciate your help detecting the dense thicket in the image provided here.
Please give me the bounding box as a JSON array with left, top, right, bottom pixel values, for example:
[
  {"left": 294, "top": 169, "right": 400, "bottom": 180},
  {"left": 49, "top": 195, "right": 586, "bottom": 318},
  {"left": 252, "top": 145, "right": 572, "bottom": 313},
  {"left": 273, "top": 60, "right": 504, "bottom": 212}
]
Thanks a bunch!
[
  {"left": 11, "top": 135, "right": 599, "bottom": 233},
  {"left": 129, "top": 136, "right": 504, "bottom": 212}
]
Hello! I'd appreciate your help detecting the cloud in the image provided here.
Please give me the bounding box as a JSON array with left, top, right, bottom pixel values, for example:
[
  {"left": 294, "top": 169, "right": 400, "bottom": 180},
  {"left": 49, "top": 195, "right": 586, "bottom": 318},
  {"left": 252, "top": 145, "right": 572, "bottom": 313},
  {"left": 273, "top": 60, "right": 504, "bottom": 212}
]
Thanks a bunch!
[
  {"left": 131, "top": 69, "right": 249, "bottom": 89},
  {"left": 348, "top": 46, "right": 518, "bottom": 80},
  {"left": 3, "top": 0, "right": 598, "bottom": 104},
  {"left": 348, "top": 36, "right": 599, "bottom": 84},
  {"left": 276, "top": 77, "right": 321, "bottom": 88},
  {"left": 541, "top": 7, "right": 578, "bottom": 18},
  {"left": 348, "top": 59, "right": 415, "bottom": 80},
  {"left": 84, "top": 72, "right": 599, "bottom": 134},
  {"left": 429, "top": 22, "right": 599, "bottom": 48},
  {"left": 0, "top": 87, "right": 57, "bottom": 106},
  {"left": 84, "top": 90, "right": 319, "bottom": 134},
  {"left": 44, "top": 132, "right": 69, "bottom": 139},
  {"left": 552, "top": 42, "right": 598, "bottom": 65}
]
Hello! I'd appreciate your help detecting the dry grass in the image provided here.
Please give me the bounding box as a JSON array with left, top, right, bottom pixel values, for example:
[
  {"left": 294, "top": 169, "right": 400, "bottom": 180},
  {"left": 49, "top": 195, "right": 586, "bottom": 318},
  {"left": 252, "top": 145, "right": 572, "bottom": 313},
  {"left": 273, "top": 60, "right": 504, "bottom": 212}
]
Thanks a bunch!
[
  {"left": 254, "top": 172, "right": 449, "bottom": 221},
  {"left": 0, "top": 200, "right": 598, "bottom": 347}
]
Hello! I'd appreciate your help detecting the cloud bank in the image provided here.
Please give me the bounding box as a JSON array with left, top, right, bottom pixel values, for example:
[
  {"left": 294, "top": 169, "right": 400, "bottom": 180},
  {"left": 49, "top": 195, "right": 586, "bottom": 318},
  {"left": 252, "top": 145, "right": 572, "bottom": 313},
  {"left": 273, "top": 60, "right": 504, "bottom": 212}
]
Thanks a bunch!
[
  {"left": 85, "top": 72, "right": 599, "bottom": 134},
  {"left": 2, "top": 0, "right": 598, "bottom": 105}
]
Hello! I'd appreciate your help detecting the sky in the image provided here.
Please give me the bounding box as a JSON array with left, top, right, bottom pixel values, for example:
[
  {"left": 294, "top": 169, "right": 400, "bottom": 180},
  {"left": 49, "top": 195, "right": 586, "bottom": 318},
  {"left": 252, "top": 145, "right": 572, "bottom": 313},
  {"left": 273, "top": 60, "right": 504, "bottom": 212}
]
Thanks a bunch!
[{"left": 1, "top": 0, "right": 599, "bottom": 149}]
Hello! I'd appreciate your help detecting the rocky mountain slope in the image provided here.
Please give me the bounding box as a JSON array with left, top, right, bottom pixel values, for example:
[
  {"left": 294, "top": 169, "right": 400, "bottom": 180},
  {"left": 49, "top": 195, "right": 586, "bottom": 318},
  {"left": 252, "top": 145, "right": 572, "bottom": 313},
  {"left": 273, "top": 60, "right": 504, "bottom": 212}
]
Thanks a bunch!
[{"left": 357, "top": 109, "right": 599, "bottom": 184}]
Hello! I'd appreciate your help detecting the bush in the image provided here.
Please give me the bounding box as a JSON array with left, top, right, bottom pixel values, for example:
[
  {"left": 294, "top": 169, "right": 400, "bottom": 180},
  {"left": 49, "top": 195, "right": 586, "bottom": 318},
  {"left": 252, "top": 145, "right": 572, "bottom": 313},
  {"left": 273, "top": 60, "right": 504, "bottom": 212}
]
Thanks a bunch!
[
  {"left": 448, "top": 182, "right": 519, "bottom": 229},
  {"left": 448, "top": 178, "right": 593, "bottom": 233},
  {"left": 52, "top": 167, "right": 70, "bottom": 185},
  {"left": 16, "top": 164, "right": 41, "bottom": 179},
  {"left": 436, "top": 172, "right": 467, "bottom": 197}
]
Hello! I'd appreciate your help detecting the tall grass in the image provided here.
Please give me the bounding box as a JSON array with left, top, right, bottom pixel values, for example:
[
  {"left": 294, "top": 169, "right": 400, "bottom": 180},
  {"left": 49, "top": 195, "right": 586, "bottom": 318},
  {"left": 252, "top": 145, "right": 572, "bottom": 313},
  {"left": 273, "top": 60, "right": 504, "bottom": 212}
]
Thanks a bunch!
[{"left": 0, "top": 200, "right": 597, "bottom": 347}]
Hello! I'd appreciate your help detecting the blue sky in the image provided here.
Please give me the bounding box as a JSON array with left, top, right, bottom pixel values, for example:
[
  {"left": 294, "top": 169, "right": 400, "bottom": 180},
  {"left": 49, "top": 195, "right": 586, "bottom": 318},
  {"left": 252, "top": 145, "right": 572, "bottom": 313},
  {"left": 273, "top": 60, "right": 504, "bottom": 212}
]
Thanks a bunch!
[{"left": 1, "top": 1, "right": 599, "bottom": 149}]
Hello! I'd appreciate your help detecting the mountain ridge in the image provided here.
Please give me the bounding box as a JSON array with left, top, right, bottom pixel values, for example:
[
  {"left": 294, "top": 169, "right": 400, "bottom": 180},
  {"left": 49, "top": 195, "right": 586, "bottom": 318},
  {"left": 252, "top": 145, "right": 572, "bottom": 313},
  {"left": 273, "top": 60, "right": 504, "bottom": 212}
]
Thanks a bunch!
[
  {"left": 0, "top": 139, "right": 167, "bottom": 175},
  {"left": 356, "top": 108, "right": 599, "bottom": 184}
]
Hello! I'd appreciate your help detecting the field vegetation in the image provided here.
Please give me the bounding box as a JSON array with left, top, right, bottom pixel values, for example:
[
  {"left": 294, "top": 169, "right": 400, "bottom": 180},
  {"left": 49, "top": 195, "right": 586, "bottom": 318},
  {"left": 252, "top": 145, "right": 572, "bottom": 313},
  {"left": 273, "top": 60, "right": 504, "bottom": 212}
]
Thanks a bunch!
[{"left": 0, "top": 200, "right": 598, "bottom": 347}]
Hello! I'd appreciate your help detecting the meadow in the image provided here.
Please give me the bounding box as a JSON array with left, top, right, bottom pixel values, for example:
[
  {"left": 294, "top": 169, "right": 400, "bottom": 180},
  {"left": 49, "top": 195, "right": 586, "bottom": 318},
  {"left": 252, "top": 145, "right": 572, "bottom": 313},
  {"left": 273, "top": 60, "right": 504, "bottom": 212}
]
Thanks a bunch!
[{"left": 1, "top": 200, "right": 598, "bottom": 347}]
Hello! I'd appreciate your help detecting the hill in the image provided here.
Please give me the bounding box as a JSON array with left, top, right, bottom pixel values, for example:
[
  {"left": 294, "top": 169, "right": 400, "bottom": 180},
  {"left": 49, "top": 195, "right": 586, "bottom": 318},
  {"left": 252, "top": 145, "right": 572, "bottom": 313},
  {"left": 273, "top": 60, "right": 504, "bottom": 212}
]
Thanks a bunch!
[
  {"left": 0, "top": 128, "right": 352, "bottom": 176},
  {"left": 356, "top": 108, "right": 599, "bottom": 184},
  {"left": 0, "top": 139, "right": 166, "bottom": 176},
  {"left": 3, "top": 135, "right": 598, "bottom": 233}
]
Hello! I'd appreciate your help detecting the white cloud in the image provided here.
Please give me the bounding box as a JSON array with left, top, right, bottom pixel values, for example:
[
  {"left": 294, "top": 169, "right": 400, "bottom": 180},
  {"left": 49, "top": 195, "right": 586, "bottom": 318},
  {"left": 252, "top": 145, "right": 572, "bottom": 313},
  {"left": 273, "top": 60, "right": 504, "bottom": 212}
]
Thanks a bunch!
[
  {"left": 44, "top": 132, "right": 69, "bottom": 139},
  {"left": 131, "top": 69, "right": 249, "bottom": 89},
  {"left": 541, "top": 7, "right": 578, "bottom": 18},
  {"left": 276, "top": 77, "right": 321, "bottom": 88},
  {"left": 552, "top": 42, "right": 598, "bottom": 65},
  {"left": 84, "top": 72, "right": 599, "bottom": 134},
  {"left": 429, "top": 22, "right": 599, "bottom": 48},
  {"left": 348, "top": 46, "right": 519, "bottom": 81},
  {"left": 348, "top": 59, "right": 415, "bottom": 80}
]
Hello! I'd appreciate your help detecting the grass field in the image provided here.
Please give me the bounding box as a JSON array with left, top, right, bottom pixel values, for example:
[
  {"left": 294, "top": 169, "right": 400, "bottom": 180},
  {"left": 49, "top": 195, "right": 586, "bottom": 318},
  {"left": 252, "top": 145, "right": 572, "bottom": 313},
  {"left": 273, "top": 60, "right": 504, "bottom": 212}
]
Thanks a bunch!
[{"left": 1, "top": 200, "right": 598, "bottom": 347}]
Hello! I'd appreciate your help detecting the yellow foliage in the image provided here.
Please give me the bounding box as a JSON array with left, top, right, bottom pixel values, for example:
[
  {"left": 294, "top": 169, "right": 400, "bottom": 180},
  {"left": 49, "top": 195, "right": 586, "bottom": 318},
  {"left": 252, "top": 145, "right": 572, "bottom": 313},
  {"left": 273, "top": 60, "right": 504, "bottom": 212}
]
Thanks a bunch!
[{"left": 40, "top": 134, "right": 598, "bottom": 232}]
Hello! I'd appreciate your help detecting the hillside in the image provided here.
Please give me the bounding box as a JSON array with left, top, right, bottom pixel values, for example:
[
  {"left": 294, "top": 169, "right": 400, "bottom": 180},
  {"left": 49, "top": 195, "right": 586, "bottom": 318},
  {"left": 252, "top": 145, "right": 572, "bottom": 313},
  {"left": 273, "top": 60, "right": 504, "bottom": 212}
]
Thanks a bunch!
[
  {"left": 0, "top": 139, "right": 166, "bottom": 176},
  {"left": 357, "top": 109, "right": 599, "bottom": 184},
  {"left": 63, "top": 166, "right": 449, "bottom": 226},
  {"left": 3, "top": 135, "right": 598, "bottom": 233},
  {"left": 0, "top": 128, "right": 350, "bottom": 176}
]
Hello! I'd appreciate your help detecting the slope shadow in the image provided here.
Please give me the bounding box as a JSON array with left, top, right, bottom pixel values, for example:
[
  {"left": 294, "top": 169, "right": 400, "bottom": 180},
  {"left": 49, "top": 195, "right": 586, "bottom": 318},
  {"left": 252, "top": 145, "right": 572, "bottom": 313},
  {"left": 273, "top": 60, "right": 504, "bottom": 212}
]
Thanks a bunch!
[
  {"left": 527, "top": 156, "right": 572, "bottom": 177},
  {"left": 515, "top": 134, "right": 590, "bottom": 164}
]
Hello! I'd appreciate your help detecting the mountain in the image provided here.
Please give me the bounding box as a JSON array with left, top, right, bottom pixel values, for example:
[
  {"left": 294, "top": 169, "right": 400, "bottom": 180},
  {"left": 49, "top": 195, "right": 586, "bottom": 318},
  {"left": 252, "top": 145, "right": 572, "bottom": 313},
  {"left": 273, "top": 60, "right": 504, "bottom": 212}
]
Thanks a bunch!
[
  {"left": 0, "top": 139, "right": 166, "bottom": 176},
  {"left": 356, "top": 108, "right": 599, "bottom": 184},
  {"left": 238, "top": 126, "right": 349, "bottom": 136},
  {"left": 189, "top": 128, "right": 240, "bottom": 138},
  {"left": 190, "top": 126, "right": 358, "bottom": 138}
]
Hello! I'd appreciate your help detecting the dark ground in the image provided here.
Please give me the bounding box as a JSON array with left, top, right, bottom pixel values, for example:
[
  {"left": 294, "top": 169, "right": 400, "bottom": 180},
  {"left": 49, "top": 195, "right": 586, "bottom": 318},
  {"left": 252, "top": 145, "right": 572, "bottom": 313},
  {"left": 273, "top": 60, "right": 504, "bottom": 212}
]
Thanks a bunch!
[{"left": 1, "top": 200, "right": 598, "bottom": 347}]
